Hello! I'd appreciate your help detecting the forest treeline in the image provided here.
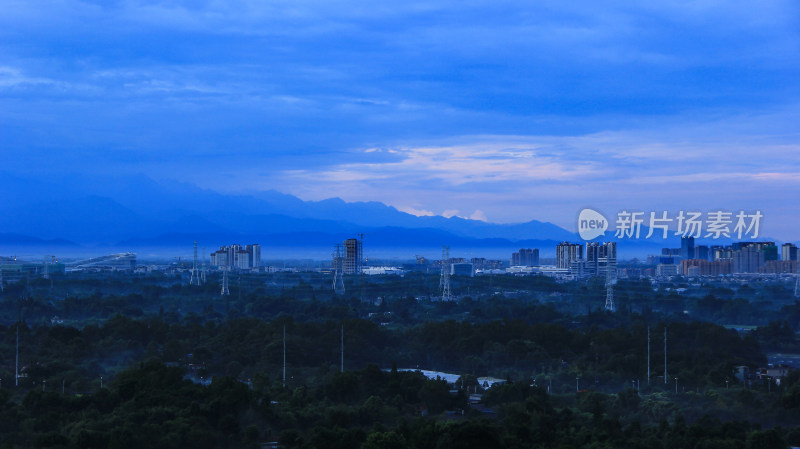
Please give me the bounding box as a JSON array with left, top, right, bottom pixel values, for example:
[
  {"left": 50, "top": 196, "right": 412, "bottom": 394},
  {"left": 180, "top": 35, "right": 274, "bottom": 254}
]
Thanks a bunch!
[
  {"left": 3, "top": 360, "right": 800, "bottom": 448},
  {"left": 0, "top": 273, "right": 799, "bottom": 447}
]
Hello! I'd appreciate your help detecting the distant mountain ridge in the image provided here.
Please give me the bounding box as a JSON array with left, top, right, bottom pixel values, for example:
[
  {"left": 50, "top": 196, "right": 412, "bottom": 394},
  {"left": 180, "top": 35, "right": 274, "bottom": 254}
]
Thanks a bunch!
[
  {"left": 0, "top": 172, "right": 727, "bottom": 258},
  {"left": 0, "top": 172, "right": 578, "bottom": 247}
]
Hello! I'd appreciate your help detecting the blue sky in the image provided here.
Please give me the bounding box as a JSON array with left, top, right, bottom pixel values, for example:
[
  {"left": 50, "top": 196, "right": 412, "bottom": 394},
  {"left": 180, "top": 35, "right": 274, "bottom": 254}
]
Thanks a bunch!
[{"left": 2, "top": 0, "right": 799, "bottom": 238}]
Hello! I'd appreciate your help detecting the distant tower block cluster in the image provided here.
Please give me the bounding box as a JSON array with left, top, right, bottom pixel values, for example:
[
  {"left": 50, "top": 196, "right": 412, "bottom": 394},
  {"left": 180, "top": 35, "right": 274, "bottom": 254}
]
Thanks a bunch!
[
  {"left": 210, "top": 244, "right": 261, "bottom": 270},
  {"left": 556, "top": 241, "right": 616, "bottom": 280},
  {"left": 511, "top": 248, "right": 539, "bottom": 266}
]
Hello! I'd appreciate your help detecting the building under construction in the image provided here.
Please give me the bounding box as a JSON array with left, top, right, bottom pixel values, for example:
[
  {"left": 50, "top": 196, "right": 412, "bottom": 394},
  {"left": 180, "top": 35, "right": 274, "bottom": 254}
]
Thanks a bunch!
[{"left": 343, "top": 238, "right": 362, "bottom": 275}]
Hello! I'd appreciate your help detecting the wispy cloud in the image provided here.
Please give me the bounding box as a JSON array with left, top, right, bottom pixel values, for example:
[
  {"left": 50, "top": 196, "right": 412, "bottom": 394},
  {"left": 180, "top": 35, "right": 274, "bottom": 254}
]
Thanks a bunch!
[
  {"left": 0, "top": 66, "right": 59, "bottom": 89},
  {"left": 397, "top": 206, "right": 435, "bottom": 217},
  {"left": 284, "top": 141, "right": 599, "bottom": 187}
]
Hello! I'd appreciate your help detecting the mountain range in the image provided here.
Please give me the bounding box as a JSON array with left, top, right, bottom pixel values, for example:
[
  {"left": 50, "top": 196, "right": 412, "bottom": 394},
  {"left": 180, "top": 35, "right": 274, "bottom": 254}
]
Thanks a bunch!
[{"left": 0, "top": 172, "right": 690, "bottom": 259}]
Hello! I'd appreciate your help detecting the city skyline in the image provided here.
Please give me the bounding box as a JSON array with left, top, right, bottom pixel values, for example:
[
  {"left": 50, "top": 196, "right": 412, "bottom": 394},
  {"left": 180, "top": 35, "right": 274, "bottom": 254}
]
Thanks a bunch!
[{"left": 2, "top": 1, "right": 799, "bottom": 440}]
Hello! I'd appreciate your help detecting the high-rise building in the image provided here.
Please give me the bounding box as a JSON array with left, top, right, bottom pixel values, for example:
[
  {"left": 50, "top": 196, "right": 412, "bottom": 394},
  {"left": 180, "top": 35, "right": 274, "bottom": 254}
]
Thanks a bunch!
[
  {"left": 680, "top": 236, "right": 695, "bottom": 260},
  {"left": 556, "top": 242, "right": 584, "bottom": 269},
  {"left": 226, "top": 245, "right": 242, "bottom": 267},
  {"left": 763, "top": 260, "right": 798, "bottom": 274},
  {"left": 210, "top": 250, "right": 228, "bottom": 268},
  {"left": 511, "top": 248, "right": 539, "bottom": 266},
  {"left": 709, "top": 245, "right": 723, "bottom": 259},
  {"left": 732, "top": 245, "right": 763, "bottom": 273},
  {"left": 711, "top": 245, "right": 732, "bottom": 260},
  {"left": 343, "top": 238, "right": 362, "bottom": 274},
  {"left": 731, "top": 242, "right": 776, "bottom": 273},
  {"left": 763, "top": 244, "right": 778, "bottom": 261},
  {"left": 210, "top": 244, "right": 261, "bottom": 270},
  {"left": 586, "top": 242, "right": 616, "bottom": 276},
  {"left": 246, "top": 244, "right": 261, "bottom": 268},
  {"left": 782, "top": 243, "right": 798, "bottom": 261},
  {"left": 695, "top": 245, "right": 710, "bottom": 261},
  {"left": 236, "top": 249, "right": 253, "bottom": 269}
]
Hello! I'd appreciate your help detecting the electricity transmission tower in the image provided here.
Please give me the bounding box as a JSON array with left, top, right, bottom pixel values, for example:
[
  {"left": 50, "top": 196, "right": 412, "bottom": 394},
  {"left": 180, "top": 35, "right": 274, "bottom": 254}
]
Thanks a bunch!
[
  {"left": 795, "top": 275, "right": 799, "bottom": 298},
  {"left": 332, "top": 244, "right": 345, "bottom": 295},
  {"left": 794, "top": 264, "right": 800, "bottom": 298},
  {"left": 439, "top": 245, "right": 452, "bottom": 301},
  {"left": 220, "top": 266, "right": 230, "bottom": 296},
  {"left": 190, "top": 241, "right": 200, "bottom": 286},
  {"left": 604, "top": 257, "right": 617, "bottom": 312}
]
